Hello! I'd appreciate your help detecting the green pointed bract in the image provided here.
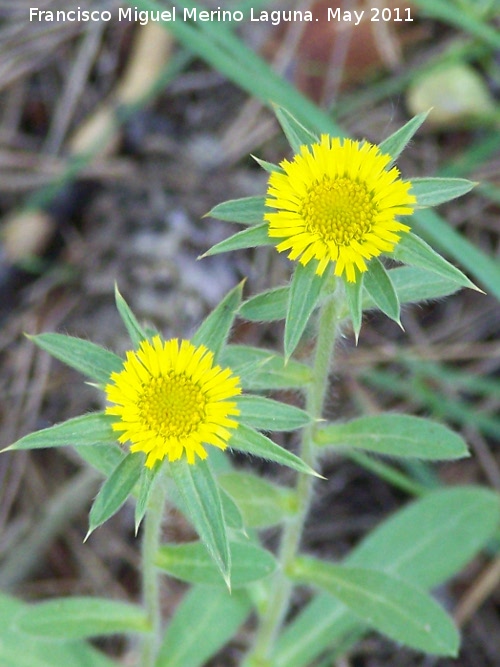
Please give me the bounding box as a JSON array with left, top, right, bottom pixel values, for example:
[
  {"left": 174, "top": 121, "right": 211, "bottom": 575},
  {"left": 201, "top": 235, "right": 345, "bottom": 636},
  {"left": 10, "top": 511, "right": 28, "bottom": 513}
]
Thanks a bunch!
[
  {"left": 169, "top": 457, "right": 231, "bottom": 587},
  {"left": 392, "top": 232, "right": 479, "bottom": 291},
  {"left": 220, "top": 488, "right": 245, "bottom": 531},
  {"left": 220, "top": 345, "right": 313, "bottom": 390},
  {"left": 236, "top": 395, "right": 311, "bottom": 431},
  {"left": 191, "top": 281, "right": 243, "bottom": 362},
  {"left": 411, "top": 177, "right": 476, "bottom": 207},
  {"left": 6, "top": 412, "right": 115, "bottom": 451},
  {"left": 229, "top": 424, "right": 320, "bottom": 477},
  {"left": 413, "top": 208, "right": 497, "bottom": 299},
  {"left": 362, "top": 266, "right": 461, "bottom": 310},
  {"left": 168, "top": 472, "right": 244, "bottom": 532},
  {"left": 207, "top": 196, "right": 267, "bottom": 225},
  {"left": 379, "top": 111, "right": 429, "bottom": 163},
  {"left": 252, "top": 155, "right": 283, "bottom": 174},
  {"left": 363, "top": 258, "right": 401, "bottom": 324},
  {"left": 274, "top": 105, "right": 320, "bottom": 153},
  {"left": 114, "top": 284, "right": 149, "bottom": 348},
  {"left": 239, "top": 286, "right": 288, "bottom": 322},
  {"left": 135, "top": 463, "right": 162, "bottom": 534},
  {"left": 28, "top": 333, "right": 122, "bottom": 385},
  {"left": 156, "top": 540, "right": 277, "bottom": 587},
  {"left": 285, "top": 261, "right": 329, "bottom": 360},
  {"left": 201, "top": 222, "right": 274, "bottom": 257},
  {"left": 87, "top": 453, "right": 144, "bottom": 536},
  {"left": 344, "top": 275, "right": 364, "bottom": 342}
]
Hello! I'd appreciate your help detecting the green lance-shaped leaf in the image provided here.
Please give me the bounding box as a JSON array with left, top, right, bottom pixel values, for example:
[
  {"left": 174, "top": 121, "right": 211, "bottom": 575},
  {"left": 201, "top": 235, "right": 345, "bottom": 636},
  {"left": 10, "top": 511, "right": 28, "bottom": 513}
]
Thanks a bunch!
[
  {"left": 206, "top": 196, "right": 267, "bottom": 225},
  {"left": 230, "top": 424, "right": 320, "bottom": 478},
  {"left": 379, "top": 111, "right": 429, "bottom": 163},
  {"left": 274, "top": 105, "right": 320, "bottom": 153},
  {"left": 220, "top": 487, "right": 245, "bottom": 531},
  {"left": 14, "top": 597, "right": 150, "bottom": 640},
  {"left": 272, "top": 487, "right": 500, "bottom": 667},
  {"left": 191, "top": 281, "right": 243, "bottom": 362},
  {"left": 239, "top": 286, "right": 289, "bottom": 322},
  {"left": 253, "top": 155, "right": 283, "bottom": 174},
  {"left": 29, "top": 333, "right": 123, "bottom": 385},
  {"left": 285, "top": 261, "right": 328, "bottom": 359},
  {"left": 411, "top": 177, "right": 476, "bottom": 207},
  {"left": 156, "top": 540, "right": 277, "bottom": 587},
  {"left": 392, "top": 232, "right": 479, "bottom": 291},
  {"left": 236, "top": 395, "right": 311, "bottom": 431},
  {"left": 155, "top": 586, "right": 251, "bottom": 667},
  {"left": 169, "top": 457, "right": 231, "bottom": 587},
  {"left": 219, "top": 471, "right": 295, "bottom": 529},
  {"left": 114, "top": 284, "right": 148, "bottom": 348},
  {"left": 315, "top": 414, "right": 469, "bottom": 460},
  {"left": 0, "top": 593, "right": 118, "bottom": 667},
  {"left": 365, "top": 265, "right": 461, "bottom": 309},
  {"left": 134, "top": 462, "right": 163, "bottom": 534},
  {"left": 200, "top": 222, "right": 274, "bottom": 257},
  {"left": 220, "top": 345, "right": 313, "bottom": 390},
  {"left": 344, "top": 274, "right": 364, "bottom": 342},
  {"left": 168, "top": 474, "right": 243, "bottom": 532},
  {"left": 413, "top": 207, "right": 498, "bottom": 299},
  {"left": 87, "top": 453, "right": 144, "bottom": 536},
  {"left": 363, "top": 258, "right": 401, "bottom": 324},
  {"left": 289, "top": 558, "right": 459, "bottom": 657},
  {"left": 6, "top": 412, "right": 115, "bottom": 451}
]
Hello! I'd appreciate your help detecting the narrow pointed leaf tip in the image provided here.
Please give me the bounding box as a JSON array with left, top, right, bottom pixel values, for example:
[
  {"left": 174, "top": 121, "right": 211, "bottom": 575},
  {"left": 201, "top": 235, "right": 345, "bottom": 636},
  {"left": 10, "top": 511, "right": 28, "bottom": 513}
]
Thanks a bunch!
[
  {"left": 274, "top": 105, "right": 320, "bottom": 153},
  {"left": 379, "top": 111, "right": 430, "bottom": 162},
  {"left": 27, "top": 332, "right": 123, "bottom": 385},
  {"left": 156, "top": 540, "right": 277, "bottom": 587},
  {"left": 88, "top": 453, "right": 143, "bottom": 535},
  {"left": 206, "top": 196, "right": 267, "bottom": 224},
  {"left": 392, "top": 232, "right": 481, "bottom": 292},
  {"left": 230, "top": 424, "right": 323, "bottom": 478},
  {"left": 114, "top": 284, "right": 148, "bottom": 348},
  {"left": 169, "top": 458, "right": 231, "bottom": 587},
  {"left": 192, "top": 280, "right": 244, "bottom": 360},
  {"left": 5, "top": 412, "right": 115, "bottom": 452},
  {"left": 285, "top": 261, "right": 327, "bottom": 360}
]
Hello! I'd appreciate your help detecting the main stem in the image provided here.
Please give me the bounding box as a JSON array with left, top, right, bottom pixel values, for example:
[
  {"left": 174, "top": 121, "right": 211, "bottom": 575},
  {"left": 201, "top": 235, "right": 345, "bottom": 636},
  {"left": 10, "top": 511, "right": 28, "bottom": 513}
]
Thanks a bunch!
[
  {"left": 140, "top": 473, "right": 168, "bottom": 667},
  {"left": 248, "top": 288, "right": 342, "bottom": 665}
]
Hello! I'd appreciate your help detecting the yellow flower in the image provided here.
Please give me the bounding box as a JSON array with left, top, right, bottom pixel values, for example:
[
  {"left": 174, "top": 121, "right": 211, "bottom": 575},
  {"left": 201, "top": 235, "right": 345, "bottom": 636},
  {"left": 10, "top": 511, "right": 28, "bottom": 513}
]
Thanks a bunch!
[
  {"left": 105, "top": 336, "right": 241, "bottom": 467},
  {"left": 265, "top": 135, "right": 416, "bottom": 282}
]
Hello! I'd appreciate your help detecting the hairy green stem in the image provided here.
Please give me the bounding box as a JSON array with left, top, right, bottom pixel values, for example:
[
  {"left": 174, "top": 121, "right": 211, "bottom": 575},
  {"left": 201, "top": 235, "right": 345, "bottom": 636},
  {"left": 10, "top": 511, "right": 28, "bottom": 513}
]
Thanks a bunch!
[
  {"left": 140, "top": 473, "right": 168, "bottom": 667},
  {"left": 246, "top": 288, "right": 342, "bottom": 665}
]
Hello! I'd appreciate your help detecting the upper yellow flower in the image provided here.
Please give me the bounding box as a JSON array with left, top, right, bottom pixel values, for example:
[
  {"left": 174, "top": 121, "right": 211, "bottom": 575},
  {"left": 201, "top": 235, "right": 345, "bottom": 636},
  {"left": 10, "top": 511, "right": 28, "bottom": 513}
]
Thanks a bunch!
[
  {"left": 265, "top": 135, "right": 416, "bottom": 282},
  {"left": 105, "top": 336, "right": 241, "bottom": 467}
]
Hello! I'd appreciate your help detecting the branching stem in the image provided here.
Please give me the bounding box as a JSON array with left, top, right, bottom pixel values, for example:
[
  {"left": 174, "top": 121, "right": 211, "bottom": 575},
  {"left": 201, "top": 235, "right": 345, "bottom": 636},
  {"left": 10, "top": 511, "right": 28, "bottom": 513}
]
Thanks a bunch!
[{"left": 246, "top": 283, "right": 343, "bottom": 665}]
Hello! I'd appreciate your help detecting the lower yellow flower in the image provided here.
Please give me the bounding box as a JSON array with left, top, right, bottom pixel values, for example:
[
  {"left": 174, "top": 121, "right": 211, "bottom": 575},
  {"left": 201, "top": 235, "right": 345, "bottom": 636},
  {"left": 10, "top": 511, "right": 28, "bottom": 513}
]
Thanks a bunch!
[
  {"left": 105, "top": 336, "right": 241, "bottom": 467},
  {"left": 265, "top": 135, "right": 416, "bottom": 282}
]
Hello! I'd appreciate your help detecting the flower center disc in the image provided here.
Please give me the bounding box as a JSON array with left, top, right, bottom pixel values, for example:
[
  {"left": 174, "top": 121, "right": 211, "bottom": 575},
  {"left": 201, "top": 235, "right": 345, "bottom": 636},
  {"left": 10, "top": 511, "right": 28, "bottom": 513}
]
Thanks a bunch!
[
  {"left": 138, "top": 373, "right": 207, "bottom": 439},
  {"left": 301, "top": 177, "right": 376, "bottom": 246}
]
